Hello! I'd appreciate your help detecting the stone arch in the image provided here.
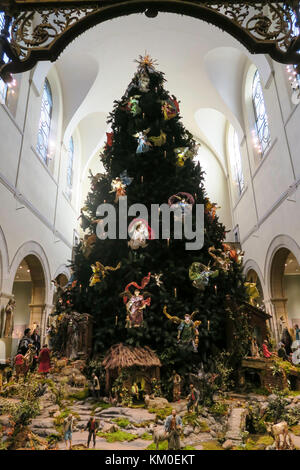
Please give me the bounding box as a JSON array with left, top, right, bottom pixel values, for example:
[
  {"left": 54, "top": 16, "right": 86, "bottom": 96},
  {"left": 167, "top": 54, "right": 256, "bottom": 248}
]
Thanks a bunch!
[
  {"left": 53, "top": 264, "right": 71, "bottom": 283},
  {"left": 8, "top": 241, "right": 51, "bottom": 303},
  {"left": 7, "top": 242, "right": 52, "bottom": 343},
  {"left": 265, "top": 235, "right": 300, "bottom": 339}
]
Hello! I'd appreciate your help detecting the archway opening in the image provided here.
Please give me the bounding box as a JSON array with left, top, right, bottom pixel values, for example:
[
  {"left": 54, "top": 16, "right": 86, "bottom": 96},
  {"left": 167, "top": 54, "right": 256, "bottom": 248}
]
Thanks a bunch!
[
  {"left": 11, "top": 255, "right": 46, "bottom": 341},
  {"left": 270, "top": 248, "right": 300, "bottom": 338}
]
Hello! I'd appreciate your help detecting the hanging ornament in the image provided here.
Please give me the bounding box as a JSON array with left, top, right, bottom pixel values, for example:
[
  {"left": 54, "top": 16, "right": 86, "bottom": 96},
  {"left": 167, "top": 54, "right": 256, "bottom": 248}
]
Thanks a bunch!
[
  {"left": 89, "top": 260, "right": 121, "bottom": 286},
  {"left": 245, "top": 282, "right": 260, "bottom": 306},
  {"left": 89, "top": 170, "right": 104, "bottom": 190},
  {"left": 128, "top": 218, "right": 155, "bottom": 250},
  {"left": 106, "top": 132, "right": 113, "bottom": 147},
  {"left": 148, "top": 131, "right": 167, "bottom": 147},
  {"left": 208, "top": 246, "right": 232, "bottom": 272},
  {"left": 128, "top": 95, "right": 141, "bottom": 116},
  {"left": 138, "top": 72, "right": 150, "bottom": 93},
  {"left": 81, "top": 234, "right": 97, "bottom": 259},
  {"left": 168, "top": 192, "right": 194, "bottom": 220},
  {"left": 204, "top": 197, "right": 220, "bottom": 220},
  {"left": 77, "top": 206, "right": 91, "bottom": 231},
  {"left": 189, "top": 262, "right": 219, "bottom": 291},
  {"left": 222, "top": 243, "right": 244, "bottom": 264},
  {"left": 121, "top": 272, "right": 152, "bottom": 328},
  {"left": 133, "top": 129, "right": 152, "bottom": 154},
  {"left": 151, "top": 273, "right": 163, "bottom": 287},
  {"left": 110, "top": 170, "right": 133, "bottom": 202},
  {"left": 174, "top": 147, "right": 193, "bottom": 167},
  {"left": 163, "top": 306, "right": 201, "bottom": 352},
  {"left": 161, "top": 96, "right": 180, "bottom": 120}
]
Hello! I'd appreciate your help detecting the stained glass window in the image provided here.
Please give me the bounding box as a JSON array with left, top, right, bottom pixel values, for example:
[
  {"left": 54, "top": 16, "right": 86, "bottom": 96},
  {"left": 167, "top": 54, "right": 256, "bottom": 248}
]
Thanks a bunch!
[
  {"left": 291, "top": 7, "right": 300, "bottom": 86},
  {"left": 0, "top": 12, "right": 8, "bottom": 105},
  {"left": 66, "top": 137, "right": 74, "bottom": 200},
  {"left": 36, "top": 78, "right": 53, "bottom": 164},
  {"left": 230, "top": 130, "right": 244, "bottom": 196},
  {"left": 252, "top": 70, "right": 271, "bottom": 157}
]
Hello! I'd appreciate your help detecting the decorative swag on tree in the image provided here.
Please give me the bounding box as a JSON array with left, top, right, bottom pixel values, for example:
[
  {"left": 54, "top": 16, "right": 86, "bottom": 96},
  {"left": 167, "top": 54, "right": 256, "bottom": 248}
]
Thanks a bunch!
[{"left": 53, "top": 55, "right": 250, "bottom": 378}]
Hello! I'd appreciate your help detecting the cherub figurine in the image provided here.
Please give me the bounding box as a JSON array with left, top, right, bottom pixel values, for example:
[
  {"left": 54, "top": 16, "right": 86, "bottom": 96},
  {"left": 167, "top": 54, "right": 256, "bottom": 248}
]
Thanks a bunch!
[
  {"left": 151, "top": 273, "right": 163, "bottom": 287},
  {"left": 204, "top": 198, "right": 220, "bottom": 221},
  {"left": 163, "top": 306, "right": 201, "bottom": 352},
  {"left": 189, "top": 262, "right": 219, "bottom": 291},
  {"left": 208, "top": 246, "right": 232, "bottom": 272},
  {"left": 81, "top": 234, "right": 97, "bottom": 259},
  {"left": 174, "top": 147, "right": 193, "bottom": 167},
  {"left": 128, "top": 218, "right": 152, "bottom": 250},
  {"left": 77, "top": 206, "right": 91, "bottom": 231},
  {"left": 244, "top": 282, "right": 260, "bottom": 306},
  {"left": 133, "top": 129, "right": 152, "bottom": 154},
  {"left": 161, "top": 96, "right": 179, "bottom": 120},
  {"left": 138, "top": 72, "right": 150, "bottom": 92},
  {"left": 110, "top": 170, "right": 133, "bottom": 202},
  {"left": 128, "top": 95, "right": 141, "bottom": 116},
  {"left": 110, "top": 177, "right": 127, "bottom": 202},
  {"left": 89, "top": 260, "right": 121, "bottom": 286},
  {"left": 89, "top": 170, "right": 104, "bottom": 190},
  {"left": 168, "top": 192, "right": 194, "bottom": 221}
]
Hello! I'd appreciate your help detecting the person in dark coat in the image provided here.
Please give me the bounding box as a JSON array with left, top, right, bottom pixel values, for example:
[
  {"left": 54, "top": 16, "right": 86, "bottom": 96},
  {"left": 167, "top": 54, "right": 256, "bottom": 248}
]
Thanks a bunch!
[
  {"left": 17, "top": 328, "right": 32, "bottom": 355},
  {"left": 281, "top": 327, "right": 293, "bottom": 355},
  {"left": 277, "top": 342, "right": 290, "bottom": 361},
  {"left": 85, "top": 416, "right": 99, "bottom": 448},
  {"left": 31, "top": 326, "right": 41, "bottom": 354}
]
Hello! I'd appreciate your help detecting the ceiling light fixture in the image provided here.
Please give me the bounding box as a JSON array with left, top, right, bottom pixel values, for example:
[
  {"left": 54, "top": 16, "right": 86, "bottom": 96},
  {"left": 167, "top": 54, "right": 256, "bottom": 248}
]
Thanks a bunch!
[{"left": 145, "top": 8, "right": 158, "bottom": 18}]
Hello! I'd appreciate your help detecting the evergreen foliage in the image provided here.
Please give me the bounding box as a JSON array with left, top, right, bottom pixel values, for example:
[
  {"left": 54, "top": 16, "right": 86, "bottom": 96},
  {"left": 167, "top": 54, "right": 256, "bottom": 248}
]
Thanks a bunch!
[{"left": 54, "top": 55, "right": 249, "bottom": 378}]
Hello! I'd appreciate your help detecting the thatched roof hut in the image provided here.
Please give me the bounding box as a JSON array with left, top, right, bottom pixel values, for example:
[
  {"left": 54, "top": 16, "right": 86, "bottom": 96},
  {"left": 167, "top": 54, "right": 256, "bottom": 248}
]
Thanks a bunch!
[{"left": 102, "top": 343, "right": 161, "bottom": 393}]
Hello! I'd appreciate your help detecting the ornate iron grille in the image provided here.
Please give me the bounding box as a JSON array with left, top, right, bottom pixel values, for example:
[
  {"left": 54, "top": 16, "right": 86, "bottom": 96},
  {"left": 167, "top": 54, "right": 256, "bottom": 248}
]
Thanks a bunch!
[{"left": 0, "top": 1, "right": 299, "bottom": 80}]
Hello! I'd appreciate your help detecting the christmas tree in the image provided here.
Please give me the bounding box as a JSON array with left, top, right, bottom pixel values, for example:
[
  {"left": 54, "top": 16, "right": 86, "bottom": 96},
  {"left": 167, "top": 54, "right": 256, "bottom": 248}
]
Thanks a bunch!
[{"left": 54, "top": 55, "right": 250, "bottom": 386}]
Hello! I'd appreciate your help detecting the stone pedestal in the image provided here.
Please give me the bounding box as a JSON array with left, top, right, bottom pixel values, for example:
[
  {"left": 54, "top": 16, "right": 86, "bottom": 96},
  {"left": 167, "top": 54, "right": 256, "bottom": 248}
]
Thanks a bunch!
[{"left": 0, "top": 337, "right": 19, "bottom": 364}]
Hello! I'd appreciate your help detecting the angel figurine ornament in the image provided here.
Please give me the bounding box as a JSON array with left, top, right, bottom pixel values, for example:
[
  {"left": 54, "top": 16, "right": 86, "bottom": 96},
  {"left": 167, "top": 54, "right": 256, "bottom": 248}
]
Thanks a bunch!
[
  {"left": 121, "top": 273, "right": 151, "bottom": 328},
  {"left": 174, "top": 147, "right": 193, "bottom": 167},
  {"left": 168, "top": 192, "right": 194, "bottom": 221},
  {"left": 89, "top": 260, "right": 121, "bottom": 286},
  {"left": 110, "top": 170, "right": 133, "bottom": 202},
  {"left": 189, "top": 262, "right": 219, "bottom": 291},
  {"left": 128, "top": 218, "right": 155, "bottom": 250},
  {"left": 208, "top": 246, "right": 232, "bottom": 272},
  {"left": 138, "top": 72, "right": 150, "bottom": 93},
  {"left": 161, "top": 96, "right": 179, "bottom": 120},
  {"left": 128, "top": 96, "right": 141, "bottom": 116},
  {"left": 133, "top": 129, "right": 152, "bottom": 154},
  {"left": 163, "top": 306, "right": 201, "bottom": 352}
]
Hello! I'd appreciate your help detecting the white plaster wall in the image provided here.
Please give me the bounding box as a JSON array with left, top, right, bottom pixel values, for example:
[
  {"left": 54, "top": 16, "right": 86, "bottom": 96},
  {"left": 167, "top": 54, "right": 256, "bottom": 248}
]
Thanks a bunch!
[{"left": 0, "top": 65, "right": 78, "bottom": 305}]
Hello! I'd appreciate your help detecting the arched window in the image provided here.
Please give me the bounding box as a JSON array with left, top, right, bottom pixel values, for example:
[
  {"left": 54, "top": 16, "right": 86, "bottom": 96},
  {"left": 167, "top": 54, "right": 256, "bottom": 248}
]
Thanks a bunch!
[
  {"left": 0, "top": 12, "right": 8, "bottom": 104},
  {"left": 36, "top": 78, "right": 53, "bottom": 164},
  {"left": 66, "top": 136, "right": 74, "bottom": 200},
  {"left": 286, "top": 9, "right": 300, "bottom": 96},
  {"left": 229, "top": 129, "right": 244, "bottom": 196},
  {"left": 252, "top": 70, "right": 271, "bottom": 157}
]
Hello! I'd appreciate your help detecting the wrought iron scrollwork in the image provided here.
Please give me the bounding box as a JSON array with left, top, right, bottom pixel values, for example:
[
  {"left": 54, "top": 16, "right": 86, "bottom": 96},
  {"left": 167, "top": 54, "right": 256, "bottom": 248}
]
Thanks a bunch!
[{"left": 0, "top": 1, "right": 299, "bottom": 80}]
